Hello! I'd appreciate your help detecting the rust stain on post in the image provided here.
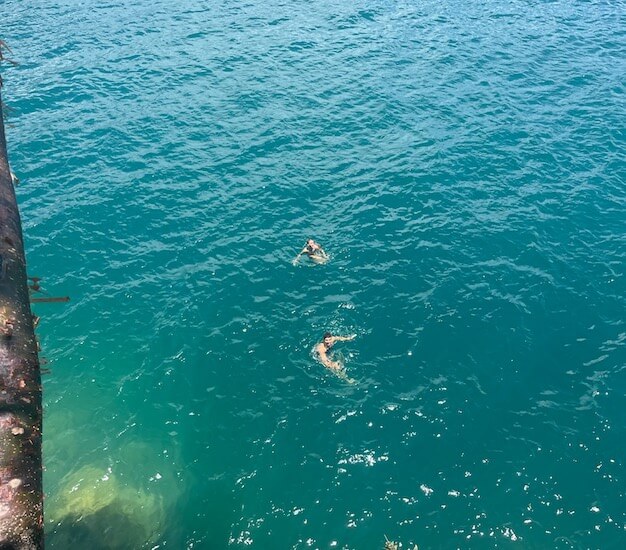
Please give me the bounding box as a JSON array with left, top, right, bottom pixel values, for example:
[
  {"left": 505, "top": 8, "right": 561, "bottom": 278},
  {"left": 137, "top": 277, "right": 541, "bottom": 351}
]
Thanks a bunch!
[{"left": 0, "top": 85, "right": 44, "bottom": 548}]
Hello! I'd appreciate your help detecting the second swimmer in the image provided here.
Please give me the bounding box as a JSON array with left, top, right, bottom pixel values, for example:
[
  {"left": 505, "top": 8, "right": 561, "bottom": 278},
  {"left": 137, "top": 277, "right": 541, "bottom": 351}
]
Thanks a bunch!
[{"left": 293, "top": 239, "right": 329, "bottom": 265}]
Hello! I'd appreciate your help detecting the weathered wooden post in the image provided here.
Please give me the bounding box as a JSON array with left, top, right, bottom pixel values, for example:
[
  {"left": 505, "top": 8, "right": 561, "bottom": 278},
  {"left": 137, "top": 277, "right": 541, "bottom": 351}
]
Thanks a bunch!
[{"left": 0, "top": 46, "right": 44, "bottom": 549}]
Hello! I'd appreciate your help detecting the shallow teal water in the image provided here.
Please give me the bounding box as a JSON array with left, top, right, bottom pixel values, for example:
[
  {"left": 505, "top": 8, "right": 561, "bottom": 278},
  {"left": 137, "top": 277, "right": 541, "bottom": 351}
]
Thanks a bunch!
[{"left": 3, "top": 0, "right": 626, "bottom": 548}]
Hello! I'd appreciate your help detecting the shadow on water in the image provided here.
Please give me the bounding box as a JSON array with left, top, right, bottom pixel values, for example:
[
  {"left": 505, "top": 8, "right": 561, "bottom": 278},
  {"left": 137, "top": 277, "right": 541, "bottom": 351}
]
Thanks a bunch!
[
  {"left": 47, "top": 505, "right": 156, "bottom": 550},
  {"left": 44, "top": 461, "right": 167, "bottom": 549},
  {"left": 45, "top": 463, "right": 240, "bottom": 548},
  {"left": 46, "top": 484, "right": 240, "bottom": 549}
]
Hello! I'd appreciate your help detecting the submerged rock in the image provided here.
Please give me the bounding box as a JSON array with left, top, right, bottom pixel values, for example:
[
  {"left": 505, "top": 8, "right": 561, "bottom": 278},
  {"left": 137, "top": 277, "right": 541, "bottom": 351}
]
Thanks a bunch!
[{"left": 47, "top": 465, "right": 166, "bottom": 549}]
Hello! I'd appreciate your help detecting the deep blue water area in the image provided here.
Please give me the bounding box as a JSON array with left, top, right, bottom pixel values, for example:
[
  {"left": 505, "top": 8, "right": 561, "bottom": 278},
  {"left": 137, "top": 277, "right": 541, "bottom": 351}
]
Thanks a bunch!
[{"left": 3, "top": 0, "right": 626, "bottom": 547}]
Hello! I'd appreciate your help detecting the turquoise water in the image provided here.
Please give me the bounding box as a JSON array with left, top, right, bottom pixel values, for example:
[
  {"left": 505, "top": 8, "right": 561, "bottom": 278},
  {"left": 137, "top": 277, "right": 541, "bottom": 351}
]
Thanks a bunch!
[{"left": 3, "top": 0, "right": 626, "bottom": 547}]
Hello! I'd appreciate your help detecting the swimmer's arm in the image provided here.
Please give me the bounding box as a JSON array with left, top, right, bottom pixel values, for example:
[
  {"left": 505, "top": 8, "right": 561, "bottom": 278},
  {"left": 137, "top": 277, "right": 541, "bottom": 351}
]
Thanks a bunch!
[
  {"left": 292, "top": 248, "right": 307, "bottom": 265},
  {"left": 332, "top": 334, "right": 356, "bottom": 343},
  {"left": 323, "top": 357, "right": 342, "bottom": 371},
  {"left": 317, "top": 346, "right": 341, "bottom": 370}
]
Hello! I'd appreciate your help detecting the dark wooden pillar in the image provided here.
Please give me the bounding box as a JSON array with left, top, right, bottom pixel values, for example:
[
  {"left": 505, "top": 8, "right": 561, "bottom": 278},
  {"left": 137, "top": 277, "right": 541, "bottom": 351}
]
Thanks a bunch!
[{"left": 0, "top": 86, "right": 44, "bottom": 548}]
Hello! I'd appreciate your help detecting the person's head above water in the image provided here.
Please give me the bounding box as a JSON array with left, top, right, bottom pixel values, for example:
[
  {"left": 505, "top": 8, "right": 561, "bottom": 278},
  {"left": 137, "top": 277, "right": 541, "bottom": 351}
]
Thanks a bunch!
[{"left": 323, "top": 332, "right": 333, "bottom": 347}]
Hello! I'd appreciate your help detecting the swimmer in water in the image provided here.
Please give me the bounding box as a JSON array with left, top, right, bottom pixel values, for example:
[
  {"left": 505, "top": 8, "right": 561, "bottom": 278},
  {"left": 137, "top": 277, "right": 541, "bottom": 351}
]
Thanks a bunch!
[
  {"left": 314, "top": 332, "right": 356, "bottom": 374},
  {"left": 292, "top": 239, "right": 329, "bottom": 265}
]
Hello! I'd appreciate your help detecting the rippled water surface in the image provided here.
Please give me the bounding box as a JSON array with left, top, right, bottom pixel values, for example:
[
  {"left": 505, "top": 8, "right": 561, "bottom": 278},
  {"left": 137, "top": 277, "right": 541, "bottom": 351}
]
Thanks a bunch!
[{"left": 3, "top": 0, "right": 626, "bottom": 547}]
